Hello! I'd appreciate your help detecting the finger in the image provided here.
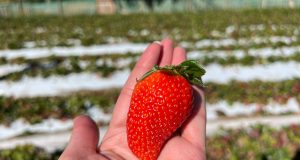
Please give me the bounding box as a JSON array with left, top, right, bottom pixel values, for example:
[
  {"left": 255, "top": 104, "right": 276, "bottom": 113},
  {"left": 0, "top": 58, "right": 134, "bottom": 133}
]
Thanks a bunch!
[
  {"left": 108, "top": 42, "right": 162, "bottom": 129},
  {"left": 172, "top": 45, "right": 206, "bottom": 150},
  {"left": 180, "top": 87, "right": 206, "bottom": 151},
  {"left": 171, "top": 46, "right": 187, "bottom": 65},
  {"left": 159, "top": 38, "right": 174, "bottom": 66},
  {"left": 61, "top": 115, "right": 99, "bottom": 158}
]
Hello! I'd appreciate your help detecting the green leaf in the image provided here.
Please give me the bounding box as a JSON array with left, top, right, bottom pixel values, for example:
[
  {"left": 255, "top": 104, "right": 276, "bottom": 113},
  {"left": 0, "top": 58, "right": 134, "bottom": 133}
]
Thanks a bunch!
[
  {"left": 178, "top": 60, "right": 206, "bottom": 87},
  {"left": 138, "top": 60, "right": 206, "bottom": 87}
]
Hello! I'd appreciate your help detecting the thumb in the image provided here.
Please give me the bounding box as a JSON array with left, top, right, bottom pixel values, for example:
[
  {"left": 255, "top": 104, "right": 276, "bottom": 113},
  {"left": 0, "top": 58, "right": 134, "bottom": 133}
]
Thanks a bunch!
[{"left": 60, "top": 115, "right": 99, "bottom": 159}]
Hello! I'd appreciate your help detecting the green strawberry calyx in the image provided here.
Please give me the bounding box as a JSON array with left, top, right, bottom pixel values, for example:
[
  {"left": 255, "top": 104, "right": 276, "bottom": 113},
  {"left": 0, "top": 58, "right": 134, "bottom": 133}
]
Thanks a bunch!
[{"left": 139, "top": 60, "right": 206, "bottom": 87}]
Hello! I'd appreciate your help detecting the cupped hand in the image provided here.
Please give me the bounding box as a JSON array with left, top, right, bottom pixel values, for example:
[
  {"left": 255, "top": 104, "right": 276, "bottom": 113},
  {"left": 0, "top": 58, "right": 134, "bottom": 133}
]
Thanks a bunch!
[{"left": 59, "top": 39, "right": 206, "bottom": 160}]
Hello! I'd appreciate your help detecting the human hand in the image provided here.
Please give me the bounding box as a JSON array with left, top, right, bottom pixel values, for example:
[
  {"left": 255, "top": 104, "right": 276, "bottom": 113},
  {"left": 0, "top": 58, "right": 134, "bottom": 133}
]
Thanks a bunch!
[{"left": 59, "top": 39, "right": 206, "bottom": 160}]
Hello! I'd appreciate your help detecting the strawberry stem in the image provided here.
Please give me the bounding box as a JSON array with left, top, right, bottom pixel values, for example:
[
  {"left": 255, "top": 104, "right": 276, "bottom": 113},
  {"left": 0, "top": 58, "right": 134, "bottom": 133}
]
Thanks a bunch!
[{"left": 139, "top": 60, "right": 206, "bottom": 87}]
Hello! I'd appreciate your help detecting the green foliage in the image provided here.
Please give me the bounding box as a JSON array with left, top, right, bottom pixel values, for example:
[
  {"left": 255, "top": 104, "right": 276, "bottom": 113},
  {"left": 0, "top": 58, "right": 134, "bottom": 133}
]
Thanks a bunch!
[
  {"left": 207, "top": 124, "right": 300, "bottom": 160},
  {"left": 0, "top": 79, "right": 299, "bottom": 124},
  {"left": 1, "top": 52, "right": 300, "bottom": 81},
  {"left": 0, "top": 145, "right": 61, "bottom": 160},
  {"left": 0, "top": 54, "right": 139, "bottom": 81},
  {"left": 205, "top": 79, "right": 300, "bottom": 104},
  {"left": 1, "top": 9, "right": 300, "bottom": 49},
  {"left": 200, "top": 53, "right": 300, "bottom": 66},
  {"left": 1, "top": 124, "right": 300, "bottom": 159},
  {"left": 0, "top": 89, "right": 120, "bottom": 124}
]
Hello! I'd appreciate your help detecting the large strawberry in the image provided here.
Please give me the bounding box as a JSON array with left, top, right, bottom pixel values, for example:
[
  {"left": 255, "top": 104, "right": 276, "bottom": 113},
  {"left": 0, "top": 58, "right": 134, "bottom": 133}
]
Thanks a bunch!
[{"left": 126, "top": 60, "right": 205, "bottom": 160}]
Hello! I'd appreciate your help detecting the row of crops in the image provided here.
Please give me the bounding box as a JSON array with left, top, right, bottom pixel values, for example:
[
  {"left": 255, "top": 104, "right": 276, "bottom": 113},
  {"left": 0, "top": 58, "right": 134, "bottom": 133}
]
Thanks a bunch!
[
  {"left": 1, "top": 124, "right": 300, "bottom": 160},
  {"left": 1, "top": 52, "right": 300, "bottom": 81},
  {"left": 1, "top": 9, "right": 300, "bottom": 159},
  {"left": 0, "top": 79, "right": 299, "bottom": 124},
  {"left": 1, "top": 9, "right": 300, "bottom": 49}
]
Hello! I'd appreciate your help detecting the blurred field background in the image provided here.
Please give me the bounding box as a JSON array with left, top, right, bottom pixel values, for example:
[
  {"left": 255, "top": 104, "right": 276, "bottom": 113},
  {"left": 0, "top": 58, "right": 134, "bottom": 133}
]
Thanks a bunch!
[{"left": 1, "top": 0, "right": 300, "bottom": 159}]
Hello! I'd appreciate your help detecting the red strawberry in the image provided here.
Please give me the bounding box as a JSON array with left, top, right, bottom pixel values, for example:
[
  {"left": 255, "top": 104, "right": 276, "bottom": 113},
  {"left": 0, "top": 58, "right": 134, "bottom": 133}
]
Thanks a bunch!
[{"left": 126, "top": 60, "right": 205, "bottom": 160}]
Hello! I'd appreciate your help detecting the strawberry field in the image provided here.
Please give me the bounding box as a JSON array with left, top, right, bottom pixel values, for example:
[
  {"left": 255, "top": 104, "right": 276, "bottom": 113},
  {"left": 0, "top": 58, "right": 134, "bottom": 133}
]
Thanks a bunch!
[{"left": 1, "top": 9, "right": 300, "bottom": 159}]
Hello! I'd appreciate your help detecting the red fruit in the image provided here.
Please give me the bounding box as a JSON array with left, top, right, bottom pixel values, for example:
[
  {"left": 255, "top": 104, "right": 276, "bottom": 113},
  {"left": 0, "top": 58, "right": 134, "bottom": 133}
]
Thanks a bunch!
[{"left": 126, "top": 60, "right": 205, "bottom": 160}]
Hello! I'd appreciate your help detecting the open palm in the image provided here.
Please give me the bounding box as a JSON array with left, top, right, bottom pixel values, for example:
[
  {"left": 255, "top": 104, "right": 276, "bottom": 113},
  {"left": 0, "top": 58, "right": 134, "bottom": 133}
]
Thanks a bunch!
[{"left": 59, "top": 39, "right": 206, "bottom": 160}]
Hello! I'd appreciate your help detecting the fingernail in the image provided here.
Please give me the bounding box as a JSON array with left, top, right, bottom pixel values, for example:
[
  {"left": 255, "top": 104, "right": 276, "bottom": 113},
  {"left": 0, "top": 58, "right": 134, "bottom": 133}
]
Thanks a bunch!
[{"left": 153, "top": 41, "right": 161, "bottom": 45}]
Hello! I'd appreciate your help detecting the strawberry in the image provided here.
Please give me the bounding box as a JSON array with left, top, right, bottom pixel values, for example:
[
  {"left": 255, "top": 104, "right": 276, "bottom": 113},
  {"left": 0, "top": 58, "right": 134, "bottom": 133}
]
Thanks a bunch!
[{"left": 126, "top": 60, "right": 205, "bottom": 160}]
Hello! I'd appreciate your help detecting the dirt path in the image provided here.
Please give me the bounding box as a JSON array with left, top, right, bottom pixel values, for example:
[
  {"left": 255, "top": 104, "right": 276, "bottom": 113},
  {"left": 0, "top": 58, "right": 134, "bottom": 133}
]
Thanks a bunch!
[{"left": 1, "top": 115, "right": 300, "bottom": 152}]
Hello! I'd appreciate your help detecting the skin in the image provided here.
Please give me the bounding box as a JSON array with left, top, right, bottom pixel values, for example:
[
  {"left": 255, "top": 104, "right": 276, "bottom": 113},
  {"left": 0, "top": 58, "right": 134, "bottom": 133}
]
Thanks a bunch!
[{"left": 59, "top": 39, "right": 207, "bottom": 160}]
